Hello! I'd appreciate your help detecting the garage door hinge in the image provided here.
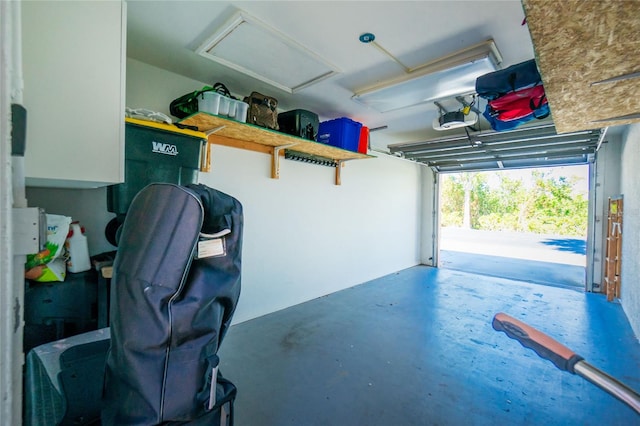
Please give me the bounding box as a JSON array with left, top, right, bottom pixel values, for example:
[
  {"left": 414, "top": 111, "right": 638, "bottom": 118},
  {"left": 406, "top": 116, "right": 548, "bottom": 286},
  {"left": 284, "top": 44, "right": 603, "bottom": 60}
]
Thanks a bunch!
[{"left": 13, "top": 207, "right": 46, "bottom": 255}]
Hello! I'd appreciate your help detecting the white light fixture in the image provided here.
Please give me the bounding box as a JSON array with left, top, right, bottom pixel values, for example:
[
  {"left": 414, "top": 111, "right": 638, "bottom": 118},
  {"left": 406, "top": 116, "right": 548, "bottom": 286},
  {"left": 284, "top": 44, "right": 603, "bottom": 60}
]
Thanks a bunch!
[{"left": 352, "top": 39, "right": 502, "bottom": 113}]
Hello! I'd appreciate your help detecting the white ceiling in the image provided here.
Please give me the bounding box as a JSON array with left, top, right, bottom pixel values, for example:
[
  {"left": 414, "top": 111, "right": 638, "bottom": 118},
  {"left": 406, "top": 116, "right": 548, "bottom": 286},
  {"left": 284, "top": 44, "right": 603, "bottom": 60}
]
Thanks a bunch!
[{"left": 126, "top": 1, "right": 538, "bottom": 152}]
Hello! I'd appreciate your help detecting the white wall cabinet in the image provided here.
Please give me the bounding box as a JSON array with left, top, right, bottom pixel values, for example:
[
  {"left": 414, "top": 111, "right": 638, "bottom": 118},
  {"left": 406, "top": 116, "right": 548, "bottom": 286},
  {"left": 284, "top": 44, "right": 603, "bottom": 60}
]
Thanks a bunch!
[{"left": 22, "top": 1, "right": 126, "bottom": 188}]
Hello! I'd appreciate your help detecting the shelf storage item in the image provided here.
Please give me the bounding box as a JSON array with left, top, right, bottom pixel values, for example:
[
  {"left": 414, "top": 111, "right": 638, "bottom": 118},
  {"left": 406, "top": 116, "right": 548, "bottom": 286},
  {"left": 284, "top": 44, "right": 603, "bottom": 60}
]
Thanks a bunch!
[{"left": 180, "top": 113, "right": 372, "bottom": 185}]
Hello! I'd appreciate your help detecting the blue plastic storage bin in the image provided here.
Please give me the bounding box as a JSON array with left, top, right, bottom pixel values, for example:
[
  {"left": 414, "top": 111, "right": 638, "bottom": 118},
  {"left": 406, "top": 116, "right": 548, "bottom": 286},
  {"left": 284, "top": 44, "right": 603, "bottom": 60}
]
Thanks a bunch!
[{"left": 318, "top": 117, "right": 362, "bottom": 152}]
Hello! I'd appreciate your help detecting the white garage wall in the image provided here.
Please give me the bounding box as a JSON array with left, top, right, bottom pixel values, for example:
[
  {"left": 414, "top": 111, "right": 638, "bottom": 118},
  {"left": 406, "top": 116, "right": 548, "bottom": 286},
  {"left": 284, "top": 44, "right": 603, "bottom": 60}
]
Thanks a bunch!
[
  {"left": 126, "top": 58, "right": 424, "bottom": 323},
  {"left": 592, "top": 134, "right": 622, "bottom": 290},
  {"left": 619, "top": 123, "right": 640, "bottom": 338}
]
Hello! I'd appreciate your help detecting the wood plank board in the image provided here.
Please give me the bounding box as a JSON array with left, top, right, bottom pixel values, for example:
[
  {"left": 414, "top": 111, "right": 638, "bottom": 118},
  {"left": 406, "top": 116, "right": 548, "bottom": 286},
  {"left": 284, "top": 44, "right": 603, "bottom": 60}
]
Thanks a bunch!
[
  {"left": 522, "top": 0, "right": 640, "bottom": 133},
  {"left": 181, "top": 113, "right": 371, "bottom": 161}
]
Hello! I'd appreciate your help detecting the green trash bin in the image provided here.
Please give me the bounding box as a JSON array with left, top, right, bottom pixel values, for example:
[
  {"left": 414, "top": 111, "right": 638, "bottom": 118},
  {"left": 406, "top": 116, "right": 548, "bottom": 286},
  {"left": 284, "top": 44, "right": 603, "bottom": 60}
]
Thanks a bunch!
[{"left": 106, "top": 118, "right": 207, "bottom": 244}]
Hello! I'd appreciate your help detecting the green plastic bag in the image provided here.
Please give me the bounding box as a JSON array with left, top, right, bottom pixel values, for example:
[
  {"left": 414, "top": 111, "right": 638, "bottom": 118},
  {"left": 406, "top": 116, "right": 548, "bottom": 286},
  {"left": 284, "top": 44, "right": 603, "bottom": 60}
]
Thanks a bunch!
[{"left": 25, "top": 214, "right": 72, "bottom": 282}]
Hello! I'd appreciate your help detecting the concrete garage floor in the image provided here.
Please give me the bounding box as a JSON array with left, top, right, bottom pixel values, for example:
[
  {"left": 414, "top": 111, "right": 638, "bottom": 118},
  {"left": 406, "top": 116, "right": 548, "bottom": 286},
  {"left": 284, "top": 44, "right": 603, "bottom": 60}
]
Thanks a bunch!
[
  {"left": 218, "top": 266, "right": 639, "bottom": 425},
  {"left": 439, "top": 228, "right": 587, "bottom": 289}
]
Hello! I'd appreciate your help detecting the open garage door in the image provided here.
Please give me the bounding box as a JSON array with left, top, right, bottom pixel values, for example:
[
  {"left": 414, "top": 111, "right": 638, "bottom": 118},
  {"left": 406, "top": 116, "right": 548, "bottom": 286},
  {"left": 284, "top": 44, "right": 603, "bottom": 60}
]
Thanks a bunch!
[
  {"left": 389, "top": 123, "right": 605, "bottom": 291},
  {"left": 435, "top": 166, "right": 590, "bottom": 289}
]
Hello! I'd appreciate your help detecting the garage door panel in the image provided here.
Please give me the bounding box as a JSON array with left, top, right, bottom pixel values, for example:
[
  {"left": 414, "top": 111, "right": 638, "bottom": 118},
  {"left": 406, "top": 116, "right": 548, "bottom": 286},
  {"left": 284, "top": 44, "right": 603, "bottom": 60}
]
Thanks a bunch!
[{"left": 389, "top": 124, "right": 603, "bottom": 172}]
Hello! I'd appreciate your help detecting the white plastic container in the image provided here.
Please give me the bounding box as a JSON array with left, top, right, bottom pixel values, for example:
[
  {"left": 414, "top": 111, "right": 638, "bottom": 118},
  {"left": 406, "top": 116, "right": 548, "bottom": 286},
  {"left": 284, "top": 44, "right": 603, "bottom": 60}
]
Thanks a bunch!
[
  {"left": 218, "top": 95, "right": 231, "bottom": 116},
  {"left": 227, "top": 99, "right": 237, "bottom": 119},
  {"left": 198, "top": 92, "right": 247, "bottom": 121},
  {"left": 234, "top": 100, "right": 249, "bottom": 123},
  {"left": 198, "top": 91, "right": 223, "bottom": 115},
  {"left": 66, "top": 222, "right": 91, "bottom": 273}
]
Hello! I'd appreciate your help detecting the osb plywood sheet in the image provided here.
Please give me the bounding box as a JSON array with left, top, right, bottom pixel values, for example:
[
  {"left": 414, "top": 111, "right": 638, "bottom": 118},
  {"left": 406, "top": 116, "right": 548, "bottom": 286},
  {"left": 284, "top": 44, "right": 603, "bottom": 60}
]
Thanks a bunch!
[
  {"left": 180, "top": 113, "right": 370, "bottom": 161},
  {"left": 523, "top": 0, "right": 640, "bottom": 133}
]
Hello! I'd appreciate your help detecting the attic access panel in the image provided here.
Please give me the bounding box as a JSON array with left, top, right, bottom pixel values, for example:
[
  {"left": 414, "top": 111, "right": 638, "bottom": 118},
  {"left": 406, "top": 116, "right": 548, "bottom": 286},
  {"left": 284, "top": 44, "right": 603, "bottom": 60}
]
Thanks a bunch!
[
  {"left": 196, "top": 11, "right": 339, "bottom": 93},
  {"left": 388, "top": 124, "right": 604, "bottom": 172}
]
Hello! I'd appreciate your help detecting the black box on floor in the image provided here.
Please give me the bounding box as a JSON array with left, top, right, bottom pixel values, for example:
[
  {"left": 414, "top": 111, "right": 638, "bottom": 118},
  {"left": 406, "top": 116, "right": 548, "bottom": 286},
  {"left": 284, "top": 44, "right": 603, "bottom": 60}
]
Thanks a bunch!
[
  {"left": 278, "top": 109, "right": 319, "bottom": 141},
  {"left": 24, "top": 270, "right": 98, "bottom": 352}
]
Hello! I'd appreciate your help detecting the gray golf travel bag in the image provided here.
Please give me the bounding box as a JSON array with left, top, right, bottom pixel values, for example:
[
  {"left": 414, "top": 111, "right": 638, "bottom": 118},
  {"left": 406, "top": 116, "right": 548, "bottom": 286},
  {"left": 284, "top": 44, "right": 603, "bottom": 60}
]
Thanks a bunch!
[{"left": 102, "top": 182, "right": 243, "bottom": 425}]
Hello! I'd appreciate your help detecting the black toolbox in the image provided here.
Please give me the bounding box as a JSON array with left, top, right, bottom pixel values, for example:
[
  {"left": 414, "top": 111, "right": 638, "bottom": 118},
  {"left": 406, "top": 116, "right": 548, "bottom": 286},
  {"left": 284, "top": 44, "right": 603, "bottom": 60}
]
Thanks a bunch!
[{"left": 277, "top": 109, "right": 319, "bottom": 141}]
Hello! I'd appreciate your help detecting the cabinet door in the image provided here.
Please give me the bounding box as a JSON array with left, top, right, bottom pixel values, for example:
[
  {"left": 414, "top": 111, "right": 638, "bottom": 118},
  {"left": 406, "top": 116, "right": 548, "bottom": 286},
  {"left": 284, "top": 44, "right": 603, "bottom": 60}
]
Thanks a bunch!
[{"left": 22, "top": 1, "right": 126, "bottom": 188}]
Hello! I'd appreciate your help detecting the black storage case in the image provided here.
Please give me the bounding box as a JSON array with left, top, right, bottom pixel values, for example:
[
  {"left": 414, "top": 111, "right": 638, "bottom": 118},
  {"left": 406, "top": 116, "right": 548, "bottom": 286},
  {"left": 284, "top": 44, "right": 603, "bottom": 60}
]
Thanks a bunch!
[
  {"left": 277, "top": 109, "right": 319, "bottom": 141},
  {"left": 24, "top": 271, "right": 98, "bottom": 352}
]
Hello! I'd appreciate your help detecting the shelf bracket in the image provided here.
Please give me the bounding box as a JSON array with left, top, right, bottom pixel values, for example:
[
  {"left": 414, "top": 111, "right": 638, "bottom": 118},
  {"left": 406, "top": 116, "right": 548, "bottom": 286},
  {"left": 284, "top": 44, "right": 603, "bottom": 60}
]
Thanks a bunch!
[
  {"left": 335, "top": 159, "right": 356, "bottom": 186},
  {"left": 205, "top": 125, "right": 226, "bottom": 136},
  {"left": 272, "top": 144, "right": 297, "bottom": 179},
  {"left": 201, "top": 126, "right": 227, "bottom": 172}
]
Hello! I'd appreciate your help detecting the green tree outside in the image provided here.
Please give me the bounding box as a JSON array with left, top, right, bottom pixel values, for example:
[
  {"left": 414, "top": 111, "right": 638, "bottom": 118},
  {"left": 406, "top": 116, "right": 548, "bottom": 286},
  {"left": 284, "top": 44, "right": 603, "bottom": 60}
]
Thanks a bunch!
[{"left": 440, "top": 169, "right": 588, "bottom": 237}]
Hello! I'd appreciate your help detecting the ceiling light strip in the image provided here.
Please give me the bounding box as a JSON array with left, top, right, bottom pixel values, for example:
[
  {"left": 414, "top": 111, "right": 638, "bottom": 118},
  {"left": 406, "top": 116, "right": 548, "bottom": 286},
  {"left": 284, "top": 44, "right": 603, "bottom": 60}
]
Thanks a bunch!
[{"left": 353, "top": 39, "right": 503, "bottom": 112}]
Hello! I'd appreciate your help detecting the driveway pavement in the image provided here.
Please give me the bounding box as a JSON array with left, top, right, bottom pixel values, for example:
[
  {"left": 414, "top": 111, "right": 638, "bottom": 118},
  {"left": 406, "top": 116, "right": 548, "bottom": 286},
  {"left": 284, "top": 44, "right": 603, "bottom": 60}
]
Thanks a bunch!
[{"left": 439, "top": 227, "right": 586, "bottom": 289}]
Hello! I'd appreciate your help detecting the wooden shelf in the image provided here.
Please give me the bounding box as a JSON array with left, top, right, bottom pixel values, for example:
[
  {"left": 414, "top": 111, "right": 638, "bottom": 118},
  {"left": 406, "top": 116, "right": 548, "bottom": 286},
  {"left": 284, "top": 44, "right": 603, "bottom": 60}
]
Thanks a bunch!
[{"left": 180, "top": 112, "right": 372, "bottom": 185}]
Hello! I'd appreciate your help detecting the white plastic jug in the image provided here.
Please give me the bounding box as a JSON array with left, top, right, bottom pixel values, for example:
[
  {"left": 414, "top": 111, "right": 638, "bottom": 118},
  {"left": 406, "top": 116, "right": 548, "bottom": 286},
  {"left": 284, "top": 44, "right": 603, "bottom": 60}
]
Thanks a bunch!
[{"left": 66, "top": 222, "right": 91, "bottom": 273}]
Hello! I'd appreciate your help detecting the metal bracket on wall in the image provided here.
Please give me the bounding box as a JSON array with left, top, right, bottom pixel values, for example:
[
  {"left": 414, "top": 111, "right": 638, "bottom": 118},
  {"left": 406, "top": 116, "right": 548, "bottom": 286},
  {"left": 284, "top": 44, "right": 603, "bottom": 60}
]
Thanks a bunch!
[
  {"left": 13, "top": 208, "right": 45, "bottom": 255},
  {"left": 201, "top": 126, "right": 227, "bottom": 172},
  {"left": 205, "top": 125, "right": 226, "bottom": 136}
]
